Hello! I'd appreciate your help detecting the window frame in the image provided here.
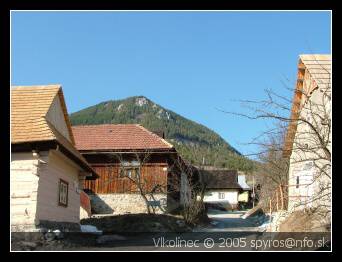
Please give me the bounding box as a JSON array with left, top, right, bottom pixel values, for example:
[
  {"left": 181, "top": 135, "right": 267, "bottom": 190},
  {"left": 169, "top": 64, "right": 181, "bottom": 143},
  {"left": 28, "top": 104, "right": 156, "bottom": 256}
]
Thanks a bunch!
[
  {"left": 218, "top": 192, "right": 225, "bottom": 199},
  {"left": 119, "top": 166, "right": 140, "bottom": 179},
  {"left": 58, "top": 179, "right": 69, "bottom": 207},
  {"left": 296, "top": 176, "right": 300, "bottom": 189}
]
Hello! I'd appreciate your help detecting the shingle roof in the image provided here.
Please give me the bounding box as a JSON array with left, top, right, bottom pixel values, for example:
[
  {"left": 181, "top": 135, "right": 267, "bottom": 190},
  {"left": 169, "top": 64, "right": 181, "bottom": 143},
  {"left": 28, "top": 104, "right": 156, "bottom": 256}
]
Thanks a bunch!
[
  {"left": 11, "top": 85, "right": 96, "bottom": 177},
  {"left": 202, "top": 170, "right": 242, "bottom": 190},
  {"left": 283, "top": 54, "right": 332, "bottom": 157},
  {"left": 72, "top": 124, "right": 174, "bottom": 151},
  {"left": 11, "top": 85, "right": 60, "bottom": 143},
  {"left": 11, "top": 85, "right": 75, "bottom": 144}
]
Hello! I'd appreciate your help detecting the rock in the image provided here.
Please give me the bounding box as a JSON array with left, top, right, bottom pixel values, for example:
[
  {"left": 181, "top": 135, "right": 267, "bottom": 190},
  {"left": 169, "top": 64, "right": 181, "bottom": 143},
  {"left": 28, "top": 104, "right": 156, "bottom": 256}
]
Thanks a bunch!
[
  {"left": 53, "top": 229, "right": 64, "bottom": 239},
  {"left": 44, "top": 232, "right": 56, "bottom": 241},
  {"left": 96, "top": 234, "right": 126, "bottom": 244},
  {"left": 176, "top": 220, "right": 185, "bottom": 227}
]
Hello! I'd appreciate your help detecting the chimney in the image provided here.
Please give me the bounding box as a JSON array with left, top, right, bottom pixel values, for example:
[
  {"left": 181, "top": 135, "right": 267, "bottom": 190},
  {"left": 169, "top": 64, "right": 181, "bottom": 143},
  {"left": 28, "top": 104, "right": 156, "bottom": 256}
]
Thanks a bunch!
[{"left": 152, "top": 130, "right": 165, "bottom": 139}]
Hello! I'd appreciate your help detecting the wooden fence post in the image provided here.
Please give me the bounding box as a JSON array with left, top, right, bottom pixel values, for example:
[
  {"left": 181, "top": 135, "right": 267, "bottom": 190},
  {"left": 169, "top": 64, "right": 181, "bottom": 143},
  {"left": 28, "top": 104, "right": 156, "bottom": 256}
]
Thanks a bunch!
[
  {"left": 269, "top": 198, "right": 272, "bottom": 215},
  {"left": 279, "top": 184, "right": 284, "bottom": 210},
  {"left": 276, "top": 189, "right": 279, "bottom": 211}
]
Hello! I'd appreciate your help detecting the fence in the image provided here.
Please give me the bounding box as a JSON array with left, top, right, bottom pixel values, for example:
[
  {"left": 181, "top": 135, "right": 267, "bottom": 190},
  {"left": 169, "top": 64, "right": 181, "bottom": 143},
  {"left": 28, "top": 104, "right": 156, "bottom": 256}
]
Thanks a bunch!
[
  {"left": 266, "top": 183, "right": 313, "bottom": 215},
  {"left": 80, "top": 190, "right": 92, "bottom": 217}
]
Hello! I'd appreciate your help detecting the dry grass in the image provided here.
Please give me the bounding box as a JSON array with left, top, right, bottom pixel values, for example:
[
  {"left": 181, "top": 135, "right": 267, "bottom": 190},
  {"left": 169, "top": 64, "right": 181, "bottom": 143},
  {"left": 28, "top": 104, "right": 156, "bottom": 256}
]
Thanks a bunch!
[{"left": 279, "top": 210, "right": 330, "bottom": 232}]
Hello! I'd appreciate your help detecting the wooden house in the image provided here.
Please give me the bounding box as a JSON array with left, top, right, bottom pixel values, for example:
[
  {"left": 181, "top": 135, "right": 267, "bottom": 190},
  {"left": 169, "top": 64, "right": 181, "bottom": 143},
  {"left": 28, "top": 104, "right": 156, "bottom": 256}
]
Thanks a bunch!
[
  {"left": 72, "top": 124, "right": 191, "bottom": 214},
  {"left": 11, "top": 85, "right": 98, "bottom": 232}
]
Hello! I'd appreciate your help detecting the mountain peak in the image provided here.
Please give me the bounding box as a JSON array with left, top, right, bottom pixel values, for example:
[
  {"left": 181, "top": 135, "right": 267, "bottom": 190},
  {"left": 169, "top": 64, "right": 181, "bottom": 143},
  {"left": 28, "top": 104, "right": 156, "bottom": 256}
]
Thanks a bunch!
[
  {"left": 134, "top": 96, "right": 149, "bottom": 107},
  {"left": 69, "top": 96, "right": 254, "bottom": 171}
]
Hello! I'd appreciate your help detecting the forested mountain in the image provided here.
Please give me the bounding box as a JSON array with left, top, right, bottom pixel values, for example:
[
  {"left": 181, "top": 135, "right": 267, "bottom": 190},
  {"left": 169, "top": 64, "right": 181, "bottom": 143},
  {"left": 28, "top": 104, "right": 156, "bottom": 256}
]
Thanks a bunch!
[{"left": 70, "top": 96, "right": 254, "bottom": 171}]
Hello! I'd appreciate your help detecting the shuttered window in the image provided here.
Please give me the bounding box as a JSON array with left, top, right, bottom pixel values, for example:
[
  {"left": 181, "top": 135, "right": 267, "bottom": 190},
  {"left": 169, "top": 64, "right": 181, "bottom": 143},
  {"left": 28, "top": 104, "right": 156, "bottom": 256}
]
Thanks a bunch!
[{"left": 58, "top": 179, "right": 69, "bottom": 207}]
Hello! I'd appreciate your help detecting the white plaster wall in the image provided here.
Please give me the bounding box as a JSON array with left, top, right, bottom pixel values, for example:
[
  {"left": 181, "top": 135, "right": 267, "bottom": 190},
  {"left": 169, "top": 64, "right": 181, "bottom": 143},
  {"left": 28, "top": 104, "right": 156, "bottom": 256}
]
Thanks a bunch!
[
  {"left": 238, "top": 191, "right": 249, "bottom": 202},
  {"left": 288, "top": 75, "right": 331, "bottom": 212},
  {"left": 46, "top": 95, "right": 71, "bottom": 142},
  {"left": 203, "top": 190, "right": 239, "bottom": 205},
  {"left": 10, "top": 152, "right": 40, "bottom": 228},
  {"left": 35, "top": 150, "right": 81, "bottom": 224},
  {"left": 288, "top": 161, "right": 315, "bottom": 211}
]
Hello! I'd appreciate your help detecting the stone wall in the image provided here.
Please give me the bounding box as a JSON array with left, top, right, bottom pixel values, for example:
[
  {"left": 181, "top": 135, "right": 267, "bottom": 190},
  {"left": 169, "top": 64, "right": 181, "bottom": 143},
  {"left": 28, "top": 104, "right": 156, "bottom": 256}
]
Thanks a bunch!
[{"left": 89, "top": 193, "right": 169, "bottom": 215}]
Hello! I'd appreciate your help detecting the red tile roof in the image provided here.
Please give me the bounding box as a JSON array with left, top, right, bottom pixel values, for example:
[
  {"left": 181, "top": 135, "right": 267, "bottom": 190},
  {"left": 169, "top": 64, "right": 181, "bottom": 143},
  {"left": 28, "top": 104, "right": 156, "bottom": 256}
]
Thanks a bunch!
[{"left": 72, "top": 124, "right": 174, "bottom": 151}]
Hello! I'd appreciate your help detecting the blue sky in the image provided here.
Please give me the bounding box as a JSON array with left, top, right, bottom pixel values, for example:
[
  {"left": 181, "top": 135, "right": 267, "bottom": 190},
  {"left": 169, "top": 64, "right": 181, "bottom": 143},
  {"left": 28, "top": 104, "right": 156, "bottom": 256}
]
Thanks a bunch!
[{"left": 11, "top": 11, "right": 331, "bottom": 156}]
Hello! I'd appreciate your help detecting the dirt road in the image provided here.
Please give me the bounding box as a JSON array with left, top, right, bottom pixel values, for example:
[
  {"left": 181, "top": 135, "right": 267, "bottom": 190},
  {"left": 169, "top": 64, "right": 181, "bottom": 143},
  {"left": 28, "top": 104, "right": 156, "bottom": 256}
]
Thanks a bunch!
[{"left": 193, "top": 209, "right": 264, "bottom": 232}]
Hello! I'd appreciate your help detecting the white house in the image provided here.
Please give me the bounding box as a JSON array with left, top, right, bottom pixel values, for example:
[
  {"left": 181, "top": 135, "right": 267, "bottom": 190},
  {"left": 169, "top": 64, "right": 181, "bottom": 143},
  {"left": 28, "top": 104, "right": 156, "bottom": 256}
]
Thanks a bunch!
[
  {"left": 11, "top": 85, "right": 98, "bottom": 232},
  {"left": 237, "top": 172, "right": 251, "bottom": 203},
  {"left": 201, "top": 170, "right": 242, "bottom": 210},
  {"left": 283, "top": 54, "right": 331, "bottom": 218}
]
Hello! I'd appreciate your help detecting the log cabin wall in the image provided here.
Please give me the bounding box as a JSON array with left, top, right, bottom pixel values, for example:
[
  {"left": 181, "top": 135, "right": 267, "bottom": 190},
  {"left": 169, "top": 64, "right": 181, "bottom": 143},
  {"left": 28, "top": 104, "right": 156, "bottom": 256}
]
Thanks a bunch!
[
  {"left": 82, "top": 153, "right": 178, "bottom": 195},
  {"left": 84, "top": 163, "right": 169, "bottom": 194}
]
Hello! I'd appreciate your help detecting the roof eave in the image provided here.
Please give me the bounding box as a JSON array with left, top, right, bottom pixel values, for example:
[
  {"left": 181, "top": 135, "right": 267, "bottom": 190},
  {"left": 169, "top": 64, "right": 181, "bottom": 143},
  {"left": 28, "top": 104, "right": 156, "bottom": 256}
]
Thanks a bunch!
[
  {"left": 56, "top": 141, "right": 99, "bottom": 179},
  {"left": 11, "top": 140, "right": 99, "bottom": 179},
  {"left": 77, "top": 148, "right": 176, "bottom": 153}
]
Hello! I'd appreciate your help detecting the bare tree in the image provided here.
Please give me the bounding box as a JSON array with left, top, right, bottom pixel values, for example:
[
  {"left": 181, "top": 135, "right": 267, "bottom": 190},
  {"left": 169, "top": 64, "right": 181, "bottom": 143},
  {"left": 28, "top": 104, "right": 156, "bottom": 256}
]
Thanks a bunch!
[
  {"left": 112, "top": 151, "right": 164, "bottom": 214},
  {"left": 220, "top": 57, "right": 331, "bottom": 225},
  {"left": 252, "top": 126, "right": 290, "bottom": 211},
  {"left": 92, "top": 145, "right": 213, "bottom": 225},
  {"left": 169, "top": 155, "right": 209, "bottom": 224}
]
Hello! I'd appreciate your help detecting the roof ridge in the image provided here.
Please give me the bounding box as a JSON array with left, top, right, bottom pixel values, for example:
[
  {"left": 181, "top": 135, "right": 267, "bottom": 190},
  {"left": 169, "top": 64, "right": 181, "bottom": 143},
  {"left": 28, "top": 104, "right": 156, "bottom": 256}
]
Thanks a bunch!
[
  {"left": 72, "top": 123, "right": 139, "bottom": 128},
  {"left": 11, "top": 84, "right": 61, "bottom": 90},
  {"left": 135, "top": 124, "right": 173, "bottom": 148},
  {"left": 72, "top": 123, "right": 174, "bottom": 150}
]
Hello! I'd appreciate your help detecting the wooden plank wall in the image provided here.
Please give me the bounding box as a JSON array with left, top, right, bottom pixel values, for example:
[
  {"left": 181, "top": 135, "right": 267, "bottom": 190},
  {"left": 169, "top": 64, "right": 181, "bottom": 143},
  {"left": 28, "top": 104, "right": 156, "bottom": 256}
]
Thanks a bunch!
[{"left": 84, "top": 163, "right": 169, "bottom": 194}]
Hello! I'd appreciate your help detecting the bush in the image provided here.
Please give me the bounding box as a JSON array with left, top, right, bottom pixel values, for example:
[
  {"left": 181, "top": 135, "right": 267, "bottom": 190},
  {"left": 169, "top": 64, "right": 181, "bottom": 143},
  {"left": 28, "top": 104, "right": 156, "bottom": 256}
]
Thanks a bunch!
[{"left": 181, "top": 201, "right": 209, "bottom": 225}]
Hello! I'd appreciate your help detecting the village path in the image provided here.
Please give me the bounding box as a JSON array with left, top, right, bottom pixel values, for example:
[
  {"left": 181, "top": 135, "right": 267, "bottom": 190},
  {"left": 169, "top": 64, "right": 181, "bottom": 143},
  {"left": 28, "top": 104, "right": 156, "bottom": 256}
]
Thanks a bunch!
[
  {"left": 193, "top": 209, "right": 264, "bottom": 232},
  {"left": 58, "top": 209, "right": 266, "bottom": 251}
]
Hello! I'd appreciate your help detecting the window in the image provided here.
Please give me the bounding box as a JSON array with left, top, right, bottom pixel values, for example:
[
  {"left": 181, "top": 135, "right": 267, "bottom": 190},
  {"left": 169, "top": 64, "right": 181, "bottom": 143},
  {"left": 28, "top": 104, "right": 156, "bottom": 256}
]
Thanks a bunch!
[
  {"left": 303, "top": 161, "right": 313, "bottom": 171},
  {"left": 218, "top": 192, "right": 225, "bottom": 199},
  {"left": 296, "top": 176, "right": 300, "bottom": 189},
  {"left": 119, "top": 167, "right": 140, "bottom": 179},
  {"left": 58, "top": 179, "right": 68, "bottom": 207}
]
